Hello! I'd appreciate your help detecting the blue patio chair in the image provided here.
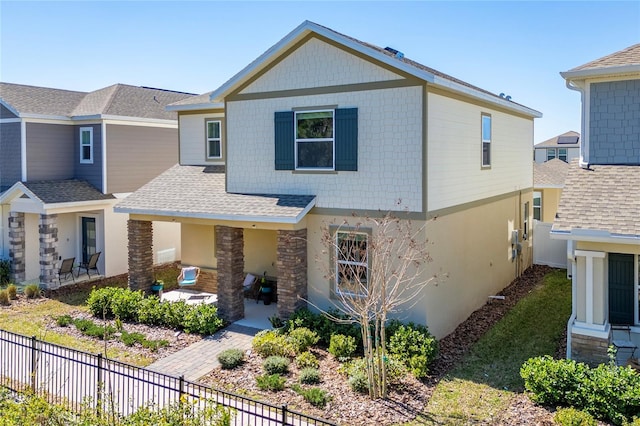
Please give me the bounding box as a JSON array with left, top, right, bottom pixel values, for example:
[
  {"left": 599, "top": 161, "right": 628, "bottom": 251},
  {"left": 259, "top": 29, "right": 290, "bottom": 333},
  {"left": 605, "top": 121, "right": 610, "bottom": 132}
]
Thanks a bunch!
[{"left": 177, "top": 266, "right": 200, "bottom": 286}]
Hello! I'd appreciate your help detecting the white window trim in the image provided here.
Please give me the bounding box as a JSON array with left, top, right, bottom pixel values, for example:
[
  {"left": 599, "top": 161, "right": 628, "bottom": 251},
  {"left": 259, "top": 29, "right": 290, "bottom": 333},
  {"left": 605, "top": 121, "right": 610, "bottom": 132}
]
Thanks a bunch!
[
  {"left": 79, "top": 127, "right": 93, "bottom": 164},
  {"left": 481, "top": 113, "right": 491, "bottom": 168},
  {"left": 295, "top": 109, "right": 335, "bottom": 171},
  {"left": 558, "top": 148, "right": 568, "bottom": 162},
  {"left": 533, "top": 191, "right": 542, "bottom": 221},
  {"left": 335, "top": 230, "right": 369, "bottom": 297},
  {"left": 206, "top": 120, "right": 222, "bottom": 159},
  {"left": 546, "top": 148, "right": 556, "bottom": 161}
]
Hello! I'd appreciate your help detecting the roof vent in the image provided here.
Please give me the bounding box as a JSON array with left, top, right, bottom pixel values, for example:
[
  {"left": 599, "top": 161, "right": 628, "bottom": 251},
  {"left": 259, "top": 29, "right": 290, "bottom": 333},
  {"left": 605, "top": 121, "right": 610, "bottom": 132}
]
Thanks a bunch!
[{"left": 384, "top": 46, "right": 404, "bottom": 59}]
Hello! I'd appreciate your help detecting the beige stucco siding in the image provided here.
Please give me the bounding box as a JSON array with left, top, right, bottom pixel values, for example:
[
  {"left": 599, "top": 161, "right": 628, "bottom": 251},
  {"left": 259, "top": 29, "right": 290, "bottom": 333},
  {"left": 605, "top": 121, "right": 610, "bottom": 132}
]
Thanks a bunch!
[
  {"left": 427, "top": 91, "right": 534, "bottom": 212},
  {"left": 179, "top": 113, "right": 225, "bottom": 166},
  {"left": 244, "top": 229, "right": 278, "bottom": 277},
  {"left": 182, "top": 224, "right": 217, "bottom": 269},
  {"left": 306, "top": 191, "right": 531, "bottom": 338},
  {"left": 106, "top": 124, "right": 179, "bottom": 193},
  {"left": 226, "top": 86, "right": 423, "bottom": 211},
  {"left": 240, "top": 37, "right": 404, "bottom": 95},
  {"left": 538, "top": 187, "right": 562, "bottom": 223}
]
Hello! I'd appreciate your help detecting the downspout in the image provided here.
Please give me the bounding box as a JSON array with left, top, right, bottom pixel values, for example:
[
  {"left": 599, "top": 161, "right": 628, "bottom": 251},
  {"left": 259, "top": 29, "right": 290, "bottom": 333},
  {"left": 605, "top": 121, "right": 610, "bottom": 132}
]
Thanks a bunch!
[
  {"left": 566, "top": 239, "right": 576, "bottom": 359},
  {"left": 564, "top": 80, "right": 588, "bottom": 168}
]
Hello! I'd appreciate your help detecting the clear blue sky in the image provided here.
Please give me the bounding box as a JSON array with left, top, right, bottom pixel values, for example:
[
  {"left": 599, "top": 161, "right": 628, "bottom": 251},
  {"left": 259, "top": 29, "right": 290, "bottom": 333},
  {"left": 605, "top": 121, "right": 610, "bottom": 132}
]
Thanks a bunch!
[{"left": 1, "top": 1, "right": 639, "bottom": 142}]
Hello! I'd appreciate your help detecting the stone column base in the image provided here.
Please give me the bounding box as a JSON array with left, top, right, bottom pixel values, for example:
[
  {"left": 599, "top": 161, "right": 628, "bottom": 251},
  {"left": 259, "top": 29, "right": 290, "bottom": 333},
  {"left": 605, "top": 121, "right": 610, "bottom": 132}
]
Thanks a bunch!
[{"left": 571, "top": 332, "right": 610, "bottom": 366}]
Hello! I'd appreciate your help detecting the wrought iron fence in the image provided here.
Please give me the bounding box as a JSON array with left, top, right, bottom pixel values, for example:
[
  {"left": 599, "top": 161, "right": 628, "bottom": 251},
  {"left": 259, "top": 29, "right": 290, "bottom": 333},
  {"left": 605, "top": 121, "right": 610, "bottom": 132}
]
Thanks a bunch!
[{"left": 0, "top": 329, "right": 336, "bottom": 425}]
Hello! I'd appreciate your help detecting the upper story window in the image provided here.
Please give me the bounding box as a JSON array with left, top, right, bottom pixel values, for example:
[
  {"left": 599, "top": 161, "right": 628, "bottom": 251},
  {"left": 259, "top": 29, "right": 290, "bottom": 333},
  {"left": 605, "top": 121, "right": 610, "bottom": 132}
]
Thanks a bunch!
[
  {"left": 206, "top": 120, "right": 222, "bottom": 159},
  {"left": 79, "top": 127, "right": 93, "bottom": 164},
  {"left": 295, "top": 110, "right": 334, "bottom": 170},
  {"left": 335, "top": 230, "right": 369, "bottom": 296},
  {"left": 546, "top": 148, "right": 556, "bottom": 162},
  {"left": 274, "top": 108, "right": 358, "bottom": 172},
  {"left": 558, "top": 148, "right": 568, "bottom": 162},
  {"left": 481, "top": 113, "right": 491, "bottom": 167}
]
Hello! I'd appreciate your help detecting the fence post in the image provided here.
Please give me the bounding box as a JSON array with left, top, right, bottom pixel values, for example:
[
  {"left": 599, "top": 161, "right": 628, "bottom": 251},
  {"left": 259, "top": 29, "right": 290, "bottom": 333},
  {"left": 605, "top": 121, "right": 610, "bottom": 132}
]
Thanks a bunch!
[
  {"left": 96, "top": 353, "right": 103, "bottom": 417},
  {"left": 179, "top": 374, "right": 185, "bottom": 396},
  {"left": 30, "top": 335, "right": 37, "bottom": 392},
  {"left": 281, "top": 404, "right": 287, "bottom": 425}
]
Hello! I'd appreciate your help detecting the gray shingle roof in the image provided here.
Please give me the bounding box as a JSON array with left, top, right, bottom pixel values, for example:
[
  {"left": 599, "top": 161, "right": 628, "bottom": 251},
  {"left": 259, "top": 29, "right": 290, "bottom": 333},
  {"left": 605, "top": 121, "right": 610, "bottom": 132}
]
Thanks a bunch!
[
  {"left": 1, "top": 82, "right": 195, "bottom": 120},
  {"left": 534, "top": 159, "right": 570, "bottom": 187},
  {"left": 115, "top": 164, "right": 316, "bottom": 223},
  {"left": 552, "top": 161, "right": 640, "bottom": 238},
  {"left": 22, "top": 180, "right": 115, "bottom": 204},
  {"left": 534, "top": 131, "right": 580, "bottom": 148},
  {"left": 569, "top": 43, "right": 640, "bottom": 71}
]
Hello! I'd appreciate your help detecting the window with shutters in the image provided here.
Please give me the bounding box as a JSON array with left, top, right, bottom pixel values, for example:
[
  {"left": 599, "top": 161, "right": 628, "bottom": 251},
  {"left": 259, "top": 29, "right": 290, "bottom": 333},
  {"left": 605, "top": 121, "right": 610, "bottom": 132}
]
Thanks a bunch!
[{"left": 295, "top": 110, "right": 334, "bottom": 169}]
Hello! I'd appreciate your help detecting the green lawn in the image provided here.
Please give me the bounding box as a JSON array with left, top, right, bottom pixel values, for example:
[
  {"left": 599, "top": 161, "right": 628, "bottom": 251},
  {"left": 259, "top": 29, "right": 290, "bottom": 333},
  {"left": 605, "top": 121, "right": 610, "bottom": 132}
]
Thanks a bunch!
[{"left": 414, "top": 269, "right": 571, "bottom": 424}]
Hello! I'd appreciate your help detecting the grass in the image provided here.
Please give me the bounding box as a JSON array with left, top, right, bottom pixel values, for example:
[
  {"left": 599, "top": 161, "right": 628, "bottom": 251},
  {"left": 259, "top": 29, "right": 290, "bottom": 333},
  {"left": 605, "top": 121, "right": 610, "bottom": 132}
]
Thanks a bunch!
[{"left": 414, "top": 269, "right": 572, "bottom": 425}]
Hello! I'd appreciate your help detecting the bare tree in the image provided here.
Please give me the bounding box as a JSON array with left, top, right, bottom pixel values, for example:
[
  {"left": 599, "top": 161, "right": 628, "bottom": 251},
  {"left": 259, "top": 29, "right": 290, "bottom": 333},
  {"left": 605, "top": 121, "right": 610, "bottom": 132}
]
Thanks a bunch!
[{"left": 312, "top": 212, "right": 439, "bottom": 398}]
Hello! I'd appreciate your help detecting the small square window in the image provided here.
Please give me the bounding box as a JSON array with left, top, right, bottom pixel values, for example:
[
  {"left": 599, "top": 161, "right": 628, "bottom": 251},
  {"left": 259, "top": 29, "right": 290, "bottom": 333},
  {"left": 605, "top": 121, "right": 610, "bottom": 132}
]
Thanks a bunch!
[
  {"left": 79, "top": 127, "right": 93, "bottom": 164},
  {"left": 481, "top": 114, "right": 491, "bottom": 167},
  {"left": 206, "top": 120, "right": 222, "bottom": 159}
]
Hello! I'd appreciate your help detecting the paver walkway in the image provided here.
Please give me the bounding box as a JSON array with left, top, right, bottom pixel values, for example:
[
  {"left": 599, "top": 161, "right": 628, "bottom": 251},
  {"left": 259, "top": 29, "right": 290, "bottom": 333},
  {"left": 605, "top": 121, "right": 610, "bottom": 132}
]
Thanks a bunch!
[{"left": 147, "top": 323, "right": 260, "bottom": 381}]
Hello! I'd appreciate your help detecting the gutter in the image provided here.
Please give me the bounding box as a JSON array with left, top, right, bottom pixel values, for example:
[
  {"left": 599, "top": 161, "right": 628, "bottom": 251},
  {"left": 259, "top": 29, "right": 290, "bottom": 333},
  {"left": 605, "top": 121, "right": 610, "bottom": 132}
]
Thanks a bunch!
[{"left": 563, "top": 79, "right": 589, "bottom": 168}]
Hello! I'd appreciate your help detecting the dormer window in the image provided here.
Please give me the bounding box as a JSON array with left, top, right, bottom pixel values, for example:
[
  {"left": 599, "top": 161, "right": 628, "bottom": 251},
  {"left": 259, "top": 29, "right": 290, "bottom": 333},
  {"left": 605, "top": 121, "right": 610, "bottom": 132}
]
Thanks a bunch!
[{"left": 206, "top": 120, "right": 222, "bottom": 159}]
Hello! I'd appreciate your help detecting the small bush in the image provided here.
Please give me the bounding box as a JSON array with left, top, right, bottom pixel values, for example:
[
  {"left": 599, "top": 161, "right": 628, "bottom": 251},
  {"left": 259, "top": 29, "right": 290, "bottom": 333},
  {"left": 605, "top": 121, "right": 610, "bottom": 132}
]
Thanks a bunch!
[
  {"left": 263, "top": 356, "right": 290, "bottom": 375},
  {"left": 7, "top": 284, "right": 17, "bottom": 300},
  {"left": 183, "top": 303, "right": 224, "bottom": 335},
  {"left": 121, "top": 331, "right": 146, "bottom": 347},
  {"left": 56, "top": 315, "right": 73, "bottom": 327},
  {"left": 348, "top": 370, "right": 369, "bottom": 394},
  {"left": 110, "top": 289, "right": 144, "bottom": 322},
  {"left": 141, "top": 339, "right": 169, "bottom": 351},
  {"left": 292, "top": 385, "right": 330, "bottom": 407},
  {"left": 252, "top": 330, "right": 293, "bottom": 358},
  {"left": 289, "top": 308, "right": 362, "bottom": 350},
  {"left": 218, "top": 349, "right": 244, "bottom": 369},
  {"left": 24, "top": 284, "right": 40, "bottom": 299},
  {"left": 256, "top": 374, "right": 286, "bottom": 391},
  {"left": 73, "top": 318, "right": 115, "bottom": 340},
  {"left": 295, "top": 351, "right": 319, "bottom": 369},
  {"left": 299, "top": 367, "right": 321, "bottom": 384},
  {"left": 554, "top": 407, "right": 597, "bottom": 426},
  {"left": 137, "top": 296, "right": 164, "bottom": 325},
  {"left": 388, "top": 323, "right": 438, "bottom": 378},
  {"left": 344, "top": 354, "right": 407, "bottom": 386},
  {"left": 286, "top": 327, "right": 319, "bottom": 354},
  {"left": 0, "top": 259, "right": 10, "bottom": 285},
  {"left": 521, "top": 356, "right": 590, "bottom": 406},
  {"left": 0, "top": 290, "right": 9, "bottom": 306},
  {"left": 163, "top": 300, "right": 191, "bottom": 329},
  {"left": 329, "top": 334, "right": 357, "bottom": 361},
  {"left": 86, "top": 287, "right": 119, "bottom": 318}
]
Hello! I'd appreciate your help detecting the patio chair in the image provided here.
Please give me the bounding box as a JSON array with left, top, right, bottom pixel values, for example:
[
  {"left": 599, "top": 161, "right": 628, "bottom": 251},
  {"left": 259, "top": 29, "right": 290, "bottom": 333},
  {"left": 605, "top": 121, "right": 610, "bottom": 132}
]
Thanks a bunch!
[
  {"left": 58, "top": 257, "right": 76, "bottom": 285},
  {"left": 79, "top": 252, "right": 101, "bottom": 278},
  {"left": 243, "top": 273, "right": 259, "bottom": 299},
  {"left": 177, "top": 266, "right": 200, "bottom": 286}
]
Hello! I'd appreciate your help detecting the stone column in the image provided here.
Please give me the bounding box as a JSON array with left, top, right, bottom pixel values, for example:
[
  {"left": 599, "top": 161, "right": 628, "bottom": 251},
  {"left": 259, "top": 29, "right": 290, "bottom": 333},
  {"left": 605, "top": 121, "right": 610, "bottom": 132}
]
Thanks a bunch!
[
  {"left": 8, "top": 212, "right": 25, "bottom": 283},
  {"left": 216, "top": 225, "right": 244, "bottom": 322},
  {"left": 39, "top": 214, "right": 59, "bottom": 289},
  {"left": 571, "top": 333, "right": 609, "bottom": 366},
  {"left": 276, "top": 228, "right": 307, "bottom": 320},
  {"left": 128, "top": 219, "right": 153, "bottom": 293}
]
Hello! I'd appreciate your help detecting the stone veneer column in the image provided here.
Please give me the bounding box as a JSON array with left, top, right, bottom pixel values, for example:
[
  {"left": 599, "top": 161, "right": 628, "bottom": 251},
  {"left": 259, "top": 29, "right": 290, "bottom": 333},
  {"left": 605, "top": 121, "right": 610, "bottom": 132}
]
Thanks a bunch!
[
  {"left": 128, "top": 219, "right": 154, "bottom": 293},
  {"left": 8, "top": 212, "right": 25, "bottom": 283},
  {"left": 571, "top": 333, "right": 610, "bottom": 366},
  {"left": 215, "top": 225, "right": 244, "bottom": 322},
  {"left": 39, "top": 214, "right": 59, "bottom": 288},
  {"left": 276, "top": 228, "right": 308, "bottom": 320}
]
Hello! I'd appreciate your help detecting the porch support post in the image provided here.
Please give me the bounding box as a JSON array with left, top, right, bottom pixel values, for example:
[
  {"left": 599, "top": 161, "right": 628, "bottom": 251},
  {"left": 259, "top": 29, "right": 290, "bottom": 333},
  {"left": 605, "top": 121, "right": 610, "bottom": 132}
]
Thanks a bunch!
[
  {"left": 8, "top": 212, "right": 25, "bottom": 283},
  {"left": 276, "top": 228, "right": 307, "bottom": 320},
  {"left": 128, "top": 219, "right": 153, "bottom": 293},
  {"left": 39, "top": 214, "right": 59, "bottom": 289},
  {"left": 216, "top": 225, "right": 244, "bottom": 322}
]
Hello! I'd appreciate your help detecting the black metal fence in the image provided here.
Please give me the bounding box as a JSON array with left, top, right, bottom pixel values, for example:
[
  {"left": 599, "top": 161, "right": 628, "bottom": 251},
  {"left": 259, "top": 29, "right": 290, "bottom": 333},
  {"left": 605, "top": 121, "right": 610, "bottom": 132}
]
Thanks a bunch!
[{"left": 0, "top": 329, "right": 336, "bottom": 425}]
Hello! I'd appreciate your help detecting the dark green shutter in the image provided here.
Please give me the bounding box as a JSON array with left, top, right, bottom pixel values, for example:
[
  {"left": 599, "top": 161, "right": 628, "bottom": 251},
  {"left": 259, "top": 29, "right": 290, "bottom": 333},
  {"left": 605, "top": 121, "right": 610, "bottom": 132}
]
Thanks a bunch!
[
  {"left": 335, "top": 108, "right": 358, "bottom": 171},
  {"left": 274, "top": 111, "right": 294, "bottom": 170},
  {"left": 608, "top": 253, "right": 634, "bottom": 325}
]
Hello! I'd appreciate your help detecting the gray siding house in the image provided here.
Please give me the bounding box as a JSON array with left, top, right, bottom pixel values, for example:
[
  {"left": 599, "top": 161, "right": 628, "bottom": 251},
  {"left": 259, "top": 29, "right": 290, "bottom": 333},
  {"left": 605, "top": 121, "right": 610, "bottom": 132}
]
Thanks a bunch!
[
  {"left": 0, "top": 83, "right": 194, "bottom": 288},
  {"left": 552, "top": 44, "right": 640, "bottom": 365},
  {"left": 533, "top": 131, "right": 581, "bottom": 164}
]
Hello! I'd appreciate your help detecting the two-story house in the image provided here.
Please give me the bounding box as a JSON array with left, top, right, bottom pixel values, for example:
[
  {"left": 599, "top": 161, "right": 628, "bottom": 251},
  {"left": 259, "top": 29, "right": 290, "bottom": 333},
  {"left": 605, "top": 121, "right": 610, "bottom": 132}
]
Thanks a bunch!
[
  {"left": 0, "top": 83, "right": 193, "bottom": 288},
  {"left": 533, "top": 131, "right": 581, "bottom": 164},
  {"left": 116, "top": 21, "right": 541, "bottom": 338},
  {"left": 553, "top": 44, "right": 640, "bottom": 364}
]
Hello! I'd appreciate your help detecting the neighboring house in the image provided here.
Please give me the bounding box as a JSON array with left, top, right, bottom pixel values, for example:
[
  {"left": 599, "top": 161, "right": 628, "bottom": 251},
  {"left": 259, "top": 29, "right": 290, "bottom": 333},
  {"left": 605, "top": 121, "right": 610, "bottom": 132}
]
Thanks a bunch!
[
  {"left": 0, "top": 83, "right": 193, "bottom": 288},
  {"left": 533, "top": 130, "right": 581, "bottom": 163},
  {"left": 553, "top": 44, "right": 640, "bottom": 364},
  {"left": 532, "top": 158, "right": 570, "bottom": 269},
  {"left": 115, "top": 21, "right": 541, "bottom": 338}
]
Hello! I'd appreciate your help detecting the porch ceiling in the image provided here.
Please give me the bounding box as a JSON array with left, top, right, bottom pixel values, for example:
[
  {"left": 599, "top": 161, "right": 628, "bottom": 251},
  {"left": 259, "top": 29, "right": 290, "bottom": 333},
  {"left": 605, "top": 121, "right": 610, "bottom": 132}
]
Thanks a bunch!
[{"left": 114, "top": 164, "right": 316, "bottom": 224}]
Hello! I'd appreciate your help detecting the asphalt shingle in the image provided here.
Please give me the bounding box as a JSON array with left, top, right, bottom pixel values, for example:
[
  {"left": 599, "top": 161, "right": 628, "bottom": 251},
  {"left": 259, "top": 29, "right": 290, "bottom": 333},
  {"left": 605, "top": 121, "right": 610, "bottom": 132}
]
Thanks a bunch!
[
  {"left": 22, "top": 180, "right": 114, "bottom": 204},
  {"left": 534, "top": 131, "right": 580, "bottom": 148},
  {"left": 569, "top": 43, "right": 640, "bottom": 71},
  {"left": 534, "top": 159, "right": 570, "bottom": 187}
]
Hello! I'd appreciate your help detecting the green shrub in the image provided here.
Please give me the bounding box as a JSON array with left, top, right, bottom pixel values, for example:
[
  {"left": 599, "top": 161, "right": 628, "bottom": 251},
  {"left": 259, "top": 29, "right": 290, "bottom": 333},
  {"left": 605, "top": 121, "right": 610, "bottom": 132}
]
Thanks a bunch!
[
  {"left": 24, "top": 284, "right": 40, "bottom": 299},
  {"left": 183, "top": 303, "right": 224, "bottom": 335},
  {"left": 521, "top": 356, "right": 590, "bottom": 406},
  {"left": 141, "top": 338, "right": 169, "bottom": 351},
  {"left": 289, "top": 308, "right": 361, "bottom": 350},
  {"left": 7, "top": 284, "right": 17, "bottom": 300},
  {"left": 295, "top": 351, "right": 319, "bottom": 369},
  {"left": 256, "top": 374, "right": 286, "bottom": 391},
  {"left": 56, "top": 314, "right": 73, "bottom": 327},
  {"left": 0, "top": 259, "right": 10, "bottom": 285},
  {"left": 388, "top": 323, "right": 437, "bottom": 378},
  {"left": 218, "top": 349, "right": 245, "bottom": 369},
  {"left": 0, "top": 290, "right": 9, "bottom": 306},
  {"left": 292, "top": 384, "right": 330, "bottom": 407},
  {"left": 121, "top": 331, "right": 146, "bottom": 347},
  {"left": 72, "top": 318, "right": 115, "bottom": 340},
  {"left": 86, "top": 287, "right": 120, "bottom": 318},
  {"left": 348, "top": 370, "right": 369, "bottom": 393},
  {"left": 623, "top": 417, "right": 640, "bottom": 426},
  {"left": 329, "top": 334, "right": 357, "bottom": 361},
  {"left": 298, "top": 367, "right": 321, "bottom": 384},
  {"left": 110, "top": 289, "right": 144, "bottom": 322},
  {"left": 286, "top": 327, "right": 319, "bottom": 354},
  {"left": 137, "top": 296, "right": 164, "bottom": 325},
  {"left": 554, "top": 407, "right": 597, "bottom": 426},
  {"left": 252, "top": 330, "right": 294, "bottom": 357},
  {"left": 344, "top": 354, "right": 407, "bottom": 386},
  {"left": 163, "top": 300, "right": 191, "bottom": 329},
  {"left": 263, "top": 355, "right": 290, "bottom": 375}
]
